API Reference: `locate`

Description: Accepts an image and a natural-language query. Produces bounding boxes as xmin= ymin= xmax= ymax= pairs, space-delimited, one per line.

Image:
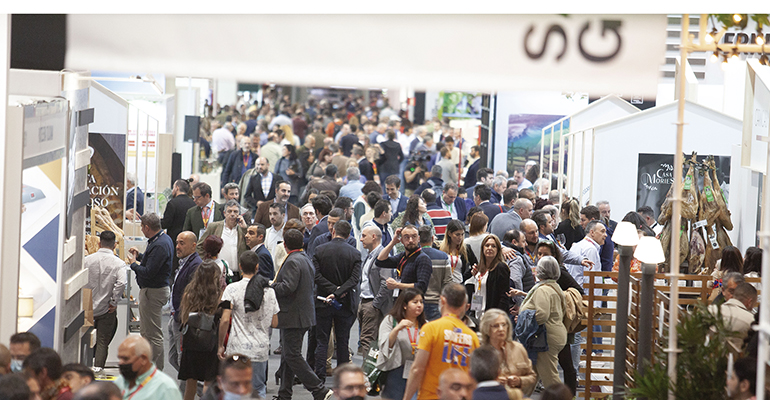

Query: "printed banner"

xmin=636 ymin=153 xmax=731 ymax=218
xmin=87 ymin=132 xmax=126 ymax=235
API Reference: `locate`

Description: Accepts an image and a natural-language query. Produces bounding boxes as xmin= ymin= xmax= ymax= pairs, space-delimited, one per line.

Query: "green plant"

xmin=629 ymin=303 xmax=737 ymax=400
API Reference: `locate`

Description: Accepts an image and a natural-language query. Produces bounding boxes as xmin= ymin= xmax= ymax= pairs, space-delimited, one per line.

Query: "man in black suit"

xmin=244 ymin=157 xmax=277 ymax=216
xmin=474 ymin=184 xmax=504 ymax=223
xmin=312 ymin=220 xmax=361 ymax=381
xmin=161 ymin=179 xmax=196 ymax=269
xmin=469 ymin=345 xmax=509 ymax=400
xmin=222 ymin=136 xmax=258 ymax=191
xmin=351 ymin=147 xmax=374 ymax=182
xmin=272 ymin=230 xmax=332 ymax=400
xmin=463 ymin=145 xmax=481 ymax=189
xmin=182 ymin=182 xmax=224 ymax=239
xmin=375 ymin=130 xmax=403 ymax=191
xmin=243 ymin=223 xmax=275 ymax=280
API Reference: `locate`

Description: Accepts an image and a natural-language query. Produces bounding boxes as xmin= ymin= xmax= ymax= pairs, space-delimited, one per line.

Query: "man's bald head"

xmin=437 ymin=368 xmax=473 ymax=400
xmin=175 ymin=231 xmax=197 ymax=259
xmin=362 ymin=225 xmax=382 ymax=240
xmin=120 ymin=336 xmax=151 ymax=360
xmin=520 ymin=219 xmax=539 ymax=246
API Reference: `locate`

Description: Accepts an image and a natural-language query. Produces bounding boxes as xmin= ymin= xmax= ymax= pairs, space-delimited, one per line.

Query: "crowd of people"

xmin=0 ymin=92 xmax=764 ymax=400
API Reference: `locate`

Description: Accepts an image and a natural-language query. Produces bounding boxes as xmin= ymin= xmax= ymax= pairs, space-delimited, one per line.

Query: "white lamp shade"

xmin=612 ymin=221 xmax=640 ymax=247
xmin=634 ymin=236 xmax=666 ymax=264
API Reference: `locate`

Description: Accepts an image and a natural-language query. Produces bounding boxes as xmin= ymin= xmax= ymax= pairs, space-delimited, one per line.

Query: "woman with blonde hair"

xmin=279 ymin=124 xmax=300 ymax=147
xmin=178 ymin=260 xmax=223 ymax=400
xmin=479 ymin=309 xmax=537 ymax=397
xmin=553 ymin=198 xmax=584 ymax=250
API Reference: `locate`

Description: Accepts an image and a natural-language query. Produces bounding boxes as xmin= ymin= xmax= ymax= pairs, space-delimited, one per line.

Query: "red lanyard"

xmin=524 ymin=246 xmax=537 ymax=263
xmin=243 ymin=153 xmax=251 ymax=167
xmin=406 ymin=326 xmax=418 ymax=354
xmin=476 ymin=270 xmax=487 ymax=292
xmin=201 ymin=205 xmax=212 ymax=227
xmin=122 ymin=367 xmax=157 ymax=400
xmin=449 ymin=254 xmax=459 ymax=272
xmin=397 ymin=248 xmax=422 ymax=278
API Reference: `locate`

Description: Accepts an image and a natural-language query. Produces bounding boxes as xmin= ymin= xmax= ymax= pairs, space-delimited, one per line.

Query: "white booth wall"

xmin=589 ymin=100 xmax=742 ymax=241
xmin=541 ymin=95 xmax=639 ymax=197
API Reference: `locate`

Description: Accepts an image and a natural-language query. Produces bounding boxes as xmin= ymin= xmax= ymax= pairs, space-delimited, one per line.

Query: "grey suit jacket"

xmin=273 ymin=251 xmax=316 ymax=329
xmin=365 ymin=245 xmax=396 ymax=315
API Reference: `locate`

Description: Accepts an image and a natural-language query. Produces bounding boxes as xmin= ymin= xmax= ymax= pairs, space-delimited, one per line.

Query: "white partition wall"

xmin=589 ymin=100 xmax=741 ymax=221
xmin=542 ymin=95 xmax=640 ymax=202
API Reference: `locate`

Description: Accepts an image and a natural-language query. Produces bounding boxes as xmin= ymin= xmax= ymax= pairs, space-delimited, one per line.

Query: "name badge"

xmin=470 ymin=292 xmax=484 ymax=312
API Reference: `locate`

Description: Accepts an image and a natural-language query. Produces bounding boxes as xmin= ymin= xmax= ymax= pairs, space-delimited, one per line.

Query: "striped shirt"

xmin=426 ymin=205 xmax=452 ymax=241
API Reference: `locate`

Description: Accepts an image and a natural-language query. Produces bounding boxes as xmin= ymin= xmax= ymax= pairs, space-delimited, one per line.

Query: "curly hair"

xmin=180 ymin=260 xmax=222 ymax=325
xmin=402 ymin=194 xmax=423 ymax=226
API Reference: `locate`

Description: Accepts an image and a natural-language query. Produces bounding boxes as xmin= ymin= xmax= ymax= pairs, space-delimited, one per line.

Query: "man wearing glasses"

xmin=183 ymin=182 xmax=224 ymax=241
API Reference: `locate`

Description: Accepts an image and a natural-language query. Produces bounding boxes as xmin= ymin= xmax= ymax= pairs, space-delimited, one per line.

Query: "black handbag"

xmin=181 ymin=312 xmax=217 ymax=352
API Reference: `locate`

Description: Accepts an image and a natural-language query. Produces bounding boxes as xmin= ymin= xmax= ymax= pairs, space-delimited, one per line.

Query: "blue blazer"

xmin=254 ymin=244 xmax=275 ymax=280
xmin=391 ymin=195 xmax=408 ymax=223
xmin=479 ymin=201 xmax=504 ymax=224
xmin=435 ymin=196 xmax=467 ymax=223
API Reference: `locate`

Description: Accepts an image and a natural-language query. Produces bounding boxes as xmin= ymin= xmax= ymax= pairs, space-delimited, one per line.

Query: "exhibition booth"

xmin=2 ymin=12 xmax=770 ymax=397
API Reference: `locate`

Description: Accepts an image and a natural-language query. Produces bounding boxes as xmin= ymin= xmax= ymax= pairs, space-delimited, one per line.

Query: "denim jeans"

xmin=252 ymin=361 xmax=267 ymax=398
xmin=424 ymin=302 xmax=441 ymax=321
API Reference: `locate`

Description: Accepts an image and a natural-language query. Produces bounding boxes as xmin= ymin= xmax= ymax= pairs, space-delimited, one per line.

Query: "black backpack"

xmin=181 ymin=312 xmax=217 ymax=352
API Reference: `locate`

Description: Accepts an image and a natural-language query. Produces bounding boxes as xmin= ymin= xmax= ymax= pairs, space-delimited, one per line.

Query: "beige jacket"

xmin=500 ymin=340 xmax=538 ymax=396
xmin=709 ymin=298 xmax=754 ymax=353
xmin=520 ymin=280 xmax=567 ymax=353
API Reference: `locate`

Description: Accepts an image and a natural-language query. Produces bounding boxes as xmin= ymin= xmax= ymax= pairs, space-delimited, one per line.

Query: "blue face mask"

xmin=222 ymin=391 xmax=250 ymax=400
xmin=11 ymin=359 xmax=23 ymax=373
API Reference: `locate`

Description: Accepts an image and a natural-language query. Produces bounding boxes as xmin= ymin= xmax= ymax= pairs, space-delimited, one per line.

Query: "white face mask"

xmin=11 ymin=359 xmax=23 ymax=373
xmin=222 ymin=391 xmax=251 ymax=400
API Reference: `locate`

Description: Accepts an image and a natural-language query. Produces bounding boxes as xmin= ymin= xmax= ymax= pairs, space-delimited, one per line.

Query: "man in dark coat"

xmin=375 ymin=130 xmax=403 ymax=190
xmin=167 ymin=231 xmax=202 ymax=373
xmin=161 ymin=179 xmax=196 ymax=270
xmin=271 ymin=230 xmax=332 ymax=400
xmin=222 ymin=136 xmax=258 ymax=190
xmin=312 ymin=220 xmax=361 ymax=380
xmin=244 ymin=157 xmax=277 ymax=216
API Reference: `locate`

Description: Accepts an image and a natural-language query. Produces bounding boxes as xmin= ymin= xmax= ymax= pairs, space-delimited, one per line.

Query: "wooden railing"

xmin=580 ymin=272 xmax=761 ymax=399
